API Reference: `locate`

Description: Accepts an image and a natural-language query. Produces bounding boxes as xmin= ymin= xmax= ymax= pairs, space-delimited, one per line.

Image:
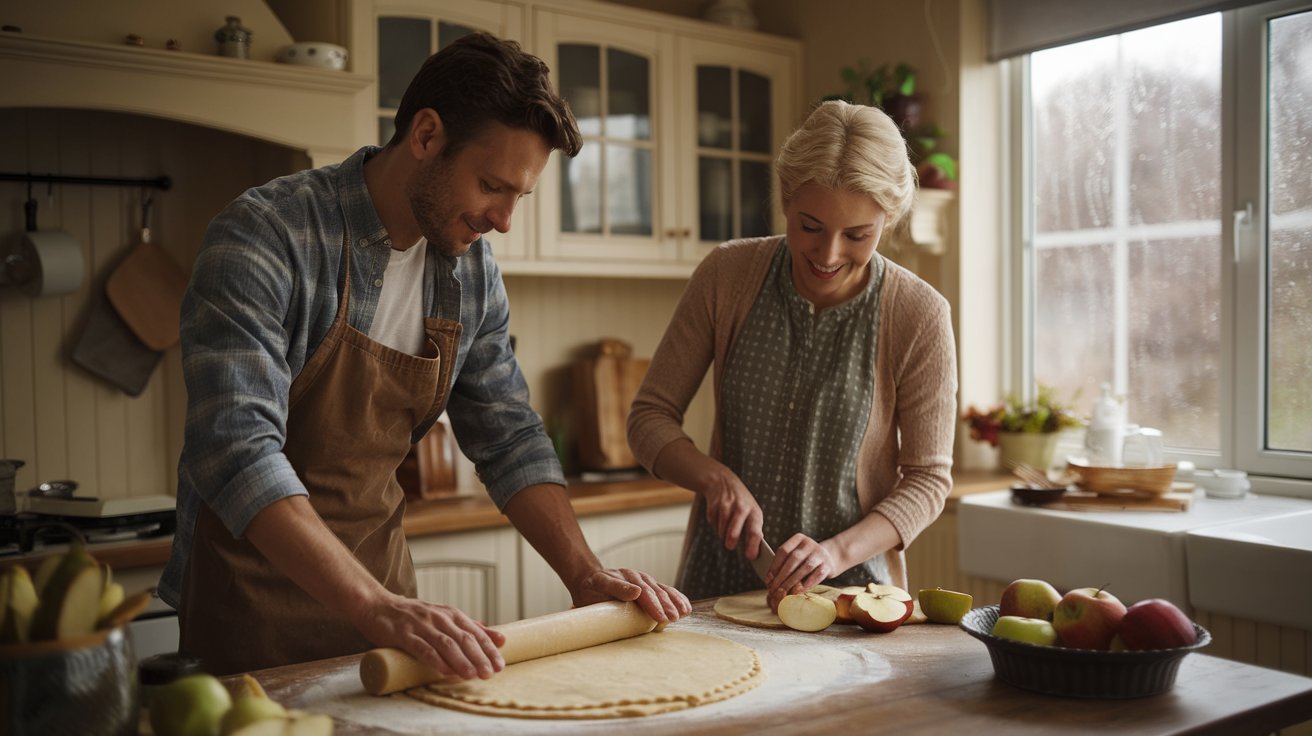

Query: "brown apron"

xmin=179 ymin=238 xmax=462 ymax=675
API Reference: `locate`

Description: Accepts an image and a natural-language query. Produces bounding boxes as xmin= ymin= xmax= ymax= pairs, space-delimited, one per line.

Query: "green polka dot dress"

xmin=677 ymin=240 xmax=890 ymax=600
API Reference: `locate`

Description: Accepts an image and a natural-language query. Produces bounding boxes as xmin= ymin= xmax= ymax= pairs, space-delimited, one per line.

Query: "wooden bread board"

xmin=1045 ymin=491 xmax=1193 ymax=512
xmin=574 ymin=339 xmax=649 ymax=470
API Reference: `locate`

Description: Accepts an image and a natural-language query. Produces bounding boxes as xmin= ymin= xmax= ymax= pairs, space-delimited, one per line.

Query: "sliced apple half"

xmin=777 ymin=592 xmax=837 ymax=632
xmin=833 ymin=586 xmax=867 ymax=625
xmin=851 ymin=586 xmax=915 ymax=633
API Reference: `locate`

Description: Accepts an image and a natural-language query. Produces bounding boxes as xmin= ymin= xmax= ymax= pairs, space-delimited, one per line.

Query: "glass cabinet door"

xmin=677 ymin=37 xmax=795 ymax=263
xmin=695 ymin=66 xmax=774 ymax=243
xmin=535 ymin=12 xmax=678 ymax=266
xmin=557 ymin=44 xmax=654 ymax=238
xmin=376 ymin=17 xmax=478 ymax=146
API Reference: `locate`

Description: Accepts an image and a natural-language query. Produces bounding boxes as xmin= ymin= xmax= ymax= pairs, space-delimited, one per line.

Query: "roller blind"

xmin=988 ymin=0 xmax=1254 ymax=59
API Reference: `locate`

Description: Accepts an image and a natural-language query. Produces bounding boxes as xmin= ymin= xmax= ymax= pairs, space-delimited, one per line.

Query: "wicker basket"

xmin=1066 ymin=459 xmax=1178 ymax=496
xmin=961 ymin=605 xmax=1210 ymax=699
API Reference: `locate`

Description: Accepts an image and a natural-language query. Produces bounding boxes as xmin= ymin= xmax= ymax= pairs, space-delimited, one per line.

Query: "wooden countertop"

xmin=12 ymin=469 xmax=1013 ymax=572
xmin=235 ymin=599 xmax=1312 ymax=735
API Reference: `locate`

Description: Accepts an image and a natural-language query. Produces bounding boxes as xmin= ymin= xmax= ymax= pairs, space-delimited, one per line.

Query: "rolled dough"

xmin=407 ymin=630 xmax=761 ymax=719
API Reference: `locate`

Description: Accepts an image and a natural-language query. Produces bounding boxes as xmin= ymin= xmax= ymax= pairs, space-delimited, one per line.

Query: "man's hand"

xmin=348 ymin=590 xmax=507 ymax=680
xmin=569 ymin=567 xmax=692 ymax=624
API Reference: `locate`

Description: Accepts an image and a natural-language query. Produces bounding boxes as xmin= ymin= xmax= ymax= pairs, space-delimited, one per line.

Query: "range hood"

xmin=0 ymin=25 xmax=370 ymax=165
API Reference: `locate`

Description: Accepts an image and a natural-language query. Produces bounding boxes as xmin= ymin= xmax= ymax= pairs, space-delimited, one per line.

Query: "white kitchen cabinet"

xmin=519 ymin=502 xmax=691 ymax=618
xmin=408 ymin=526 xmax=521 ymax=625
xmin=340 ymin=0 xmax=800 ymax=277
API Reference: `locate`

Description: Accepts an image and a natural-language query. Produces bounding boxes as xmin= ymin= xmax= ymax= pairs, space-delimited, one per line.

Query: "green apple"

xmin=917 ymin=587 xmax=973 ymax=624
xmin=999 ymin=578 xmax=1062 ymax=621
xmin=220 ymin=696 xmax=287 ymax=736
xmin=991 ymin=615 xmax=1058 ymax=646
xmin=150 ymin=673 xmax=233 ymax=736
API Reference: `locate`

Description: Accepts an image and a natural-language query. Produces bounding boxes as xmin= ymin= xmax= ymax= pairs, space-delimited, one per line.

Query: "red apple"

xmin=1052 ymin=587 xmax=1127 ymax=650
xmin=1118 ymin=599 xmax=1197 ymax=651
xmin=850 ymin=586 xmax=914 ymax=633
xmin=999 ymin=578 xmax=1062 ymax=621
xmin=833 ymin=586 xmax=866 ymax=625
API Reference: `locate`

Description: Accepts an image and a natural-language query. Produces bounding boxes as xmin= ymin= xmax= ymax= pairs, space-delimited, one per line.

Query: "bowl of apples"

xmin=959 ymin=580 xmax=1211 ymax=699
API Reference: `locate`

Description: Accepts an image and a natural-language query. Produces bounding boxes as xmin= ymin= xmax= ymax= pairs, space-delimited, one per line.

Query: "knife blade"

xmin=748 ymin=537 xmax=775 ymax=583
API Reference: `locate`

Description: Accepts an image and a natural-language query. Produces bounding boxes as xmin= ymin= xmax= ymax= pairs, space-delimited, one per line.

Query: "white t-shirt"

xmin=368 ymin=239 xmax=428 ymax=356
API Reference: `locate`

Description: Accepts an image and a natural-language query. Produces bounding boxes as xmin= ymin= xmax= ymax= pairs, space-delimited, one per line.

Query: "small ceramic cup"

xmin=1195 ymin=468 xmax=1250 ymax=499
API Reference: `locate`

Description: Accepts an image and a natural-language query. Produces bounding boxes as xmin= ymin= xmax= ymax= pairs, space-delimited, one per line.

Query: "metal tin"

xmin=215 ymin=16 xmax=252 ymax=59
xmin=0 ymin=627 xmax=139 ymax=735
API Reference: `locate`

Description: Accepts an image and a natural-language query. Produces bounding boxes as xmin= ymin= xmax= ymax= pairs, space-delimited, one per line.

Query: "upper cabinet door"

xmin=366 ymin=1 xmax=531 ymax=260
xmin=534 ymin=10 xmax=679 ymax=267
xmin=675 ymin=36 xmax=796 ymax=264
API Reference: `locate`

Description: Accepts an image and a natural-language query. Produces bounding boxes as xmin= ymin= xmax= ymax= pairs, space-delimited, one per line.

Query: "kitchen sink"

xmin=1185 ymin=509 xmax=1312 ymax=630
xmin=958 ymin=490 xmax=1312 ymax=613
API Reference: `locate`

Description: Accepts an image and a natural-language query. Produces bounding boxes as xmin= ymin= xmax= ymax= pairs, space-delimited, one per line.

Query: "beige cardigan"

xmin=627 ymin=236 xmax=958 ymax=591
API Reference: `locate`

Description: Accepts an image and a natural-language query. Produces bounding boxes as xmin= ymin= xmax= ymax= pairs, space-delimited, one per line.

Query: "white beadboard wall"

xmin=0 ymin=107 xmax=713 ymax=502
xmin=0 ymin=108 xmax=307 ymax=502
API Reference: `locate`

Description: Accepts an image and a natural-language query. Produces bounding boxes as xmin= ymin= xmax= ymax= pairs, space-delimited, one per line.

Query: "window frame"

xmin=1006 ymin=0 xmax=1312 ymax=490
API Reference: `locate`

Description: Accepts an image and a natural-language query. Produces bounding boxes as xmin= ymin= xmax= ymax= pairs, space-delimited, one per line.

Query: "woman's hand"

xmin=568 ymin=567 xmax=692 ymax=624
xmin=350 ymin=591 xmax=507 ymax=681
xmin=765 ymin=533 xmax=839 ymax=611
xmin=702 ymin=471 xmax=767 ymax=559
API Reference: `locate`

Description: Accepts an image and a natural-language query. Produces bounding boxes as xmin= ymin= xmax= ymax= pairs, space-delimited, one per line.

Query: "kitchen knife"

xmin=749 ymin=537 xmax=775 ymax=583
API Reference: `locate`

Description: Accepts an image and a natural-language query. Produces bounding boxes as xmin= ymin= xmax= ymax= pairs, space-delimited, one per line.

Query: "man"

xmin=160 ymin=32 xmax=689 ymax=678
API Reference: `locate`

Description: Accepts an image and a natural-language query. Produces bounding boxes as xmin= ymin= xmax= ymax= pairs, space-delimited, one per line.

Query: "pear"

xmin=0 ymin=565 xmax=40 ymax=643
xmin=219 ymin=696 xmax=286 ymax=736
xmin=284 ymin=711 xmax=334 ymax=736
xmin=98 ymin=582 xmax=126 ymax=621
xmin=30 ymin=545 xmax=103 ymax=641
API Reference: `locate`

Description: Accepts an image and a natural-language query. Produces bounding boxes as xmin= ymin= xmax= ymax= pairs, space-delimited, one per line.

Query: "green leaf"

xmin=924 ymin=152 xmax=958 ymax=180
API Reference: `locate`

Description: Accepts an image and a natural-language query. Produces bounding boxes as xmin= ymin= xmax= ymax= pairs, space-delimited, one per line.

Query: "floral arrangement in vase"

xmin=963 ymin=385 xmax=1083 ymax=470
xmin=963 ymin=385 xmax=1083 ymax=446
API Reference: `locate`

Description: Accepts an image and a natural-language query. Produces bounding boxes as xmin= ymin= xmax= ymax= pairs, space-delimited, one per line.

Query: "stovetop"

xmin=0 ymin=508 xmax=175 ymax=556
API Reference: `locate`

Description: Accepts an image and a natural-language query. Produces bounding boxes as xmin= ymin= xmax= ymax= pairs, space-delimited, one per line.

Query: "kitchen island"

xmin=235 ymin=599 xmax=1312 ymax=736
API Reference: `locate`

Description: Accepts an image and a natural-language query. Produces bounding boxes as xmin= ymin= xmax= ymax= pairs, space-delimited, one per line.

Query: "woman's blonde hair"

xmin=775 ymin=100 xmax=916 ymax=228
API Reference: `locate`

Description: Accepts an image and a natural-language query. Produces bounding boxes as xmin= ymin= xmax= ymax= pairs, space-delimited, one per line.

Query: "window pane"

xmin=697 ymin=66 xmax=733 ymax=149
xmin=1266 ymin=9 xmax=1312 ymax=452
xmin=1128 ymin=237 xmax=1221 ymax=451
xmin=738 ymin=70 xmax=772 ymax=154
xmin=378 ymin=17 xmax=431 ymax=109
xmin=1033 ymin=243 xmax=1115 ymax=408
xmin=739 ymin=160 xmax=772 ymax=237
xmin=561 ymin=145 xmax=601 ymax=234
xmin=699 ymin=156 xmax=732 ymax=242
xmin=607 ymin=49 xmax=651 ymax=140
xmin=559 ymin=44 xmax=601 ymax=137
xmin=606 ymin=144 xmax=653 ymax=236
xmin=1030 ymin=15 xmax=1221 ymax=452
xmin=1125 ymin=22 xmax=1221 ymax=226
xmin=1031 ymin=38 xmax=1116 ymax=232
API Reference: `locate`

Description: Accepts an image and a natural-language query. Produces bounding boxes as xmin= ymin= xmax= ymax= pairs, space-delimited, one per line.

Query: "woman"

xmin=627 ymin=100 xmax=957 ymax=608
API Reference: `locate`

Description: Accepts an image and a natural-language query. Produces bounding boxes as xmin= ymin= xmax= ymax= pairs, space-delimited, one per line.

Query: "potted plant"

xmin=825 ymin=61 xmax=958 ymax=190
xmin=962 ymin=385 xmax=1083 ymax=471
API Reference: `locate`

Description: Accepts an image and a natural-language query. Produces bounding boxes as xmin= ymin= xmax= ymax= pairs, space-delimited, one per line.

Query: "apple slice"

xmin=832 ymin=586 xmax=866 ymax=625
xmin=850 ymin=587 xmax=914 ymax=633
xmin=777 ymin=592 xmax=838 ymax=632
xmin=918 ymin=587 xmax=973 ymax=624
xmin=866 ymin=584 xmax=915 ymax=617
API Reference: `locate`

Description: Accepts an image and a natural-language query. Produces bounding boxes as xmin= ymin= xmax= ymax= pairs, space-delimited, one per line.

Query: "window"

xmin=1016 ymin=1 xmax=1312 ymax=479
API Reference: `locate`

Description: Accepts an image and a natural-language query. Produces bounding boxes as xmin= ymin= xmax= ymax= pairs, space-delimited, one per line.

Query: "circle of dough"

xmin=406 ymin=630 xmax=762 ymax=719
xmin=713 ymin=585 xmax=838 ymax=629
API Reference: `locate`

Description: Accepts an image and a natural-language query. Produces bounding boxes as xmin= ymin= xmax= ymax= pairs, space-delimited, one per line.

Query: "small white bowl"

xmin=275 ymin=42 xmax=348 ymax=71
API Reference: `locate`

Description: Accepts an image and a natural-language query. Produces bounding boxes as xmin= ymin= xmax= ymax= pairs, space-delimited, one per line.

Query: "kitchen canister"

xmin=214 ymin=16 xmax=252 ymax=59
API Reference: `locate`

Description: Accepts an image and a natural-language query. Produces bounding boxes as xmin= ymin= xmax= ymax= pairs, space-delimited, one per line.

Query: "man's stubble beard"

xmin=408 ymin=154 xmax=472 ymax=258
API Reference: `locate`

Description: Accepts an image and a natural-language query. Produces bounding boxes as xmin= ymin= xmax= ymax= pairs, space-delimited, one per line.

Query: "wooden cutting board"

xmin=106 ymin=238 xmax=188 ymax=351
xmin=1044 ymin=490 xmax=1193 ymax=512
xmin=574 ymin=338 xmax=649 ymax=470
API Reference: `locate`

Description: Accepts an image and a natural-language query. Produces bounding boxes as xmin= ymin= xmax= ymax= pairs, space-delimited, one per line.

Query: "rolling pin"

xmin=359 ymin=600 xmax=661 ymax=695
